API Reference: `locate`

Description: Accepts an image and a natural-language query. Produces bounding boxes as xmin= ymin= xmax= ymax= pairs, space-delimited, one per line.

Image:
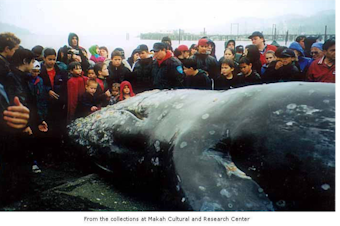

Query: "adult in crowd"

xmin=307 ymin=38 xmax=335 ymax=83
xmin=310 ymin=42 xmax=324 ymax=60
xmin=151 ymin=42 xmax=184 ymax=89
xmin=67 ymin=32 xmax=90 ymax=71
xmin=248 ymin=31 xmax=277 ymax=66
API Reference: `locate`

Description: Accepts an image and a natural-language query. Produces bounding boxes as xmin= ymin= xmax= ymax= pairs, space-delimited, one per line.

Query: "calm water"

xmin=19 ymin=34 xmax=291 ymax=60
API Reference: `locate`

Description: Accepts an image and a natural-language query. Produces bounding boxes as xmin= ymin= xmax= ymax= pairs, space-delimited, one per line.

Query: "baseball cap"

xmin=33 ymin=60 xmax=41 ymax=70
xmin=248 ymin=31 xmax=264 ymax=39
xmin=198 ymin=38 xmax=209 ymax=46
xmin=278 ymin=49 xmax=296 ymax=58
xmin=177 ymin=45 xmax=189 ymax=52
xmin=151 ymin=42 xmax=167 ymax=52
xmin=136 ymin=44 xmax=149 ymax=52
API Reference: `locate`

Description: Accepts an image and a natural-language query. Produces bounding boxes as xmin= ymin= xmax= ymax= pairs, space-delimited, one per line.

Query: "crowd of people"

xmin=0 ymin=31 xmax=335 ymax=204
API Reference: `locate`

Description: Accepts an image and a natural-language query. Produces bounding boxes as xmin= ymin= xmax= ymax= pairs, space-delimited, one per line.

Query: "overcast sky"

xmin=0 ymin=0 xmax=336 ymax=36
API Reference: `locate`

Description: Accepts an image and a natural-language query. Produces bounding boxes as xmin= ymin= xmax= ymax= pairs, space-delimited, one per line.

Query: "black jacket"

xmin=235 ymin=70 xmax=262 ymax=88
xmin=131 ymin=57 xmax=154 ymax=93
xmin=191 ymin=53 xmax=219 ymax=80
xmin=107 ymin=62 xmax=132 ymax=87
xmin=151 ymin=56 xmax=184 ymax=89
xmin=214 ymin=74 xmax=238 ymax=90
xmin=0 ymin=54 xmax=11 ymax=85
xmin=5 ymin=67 xmax=38 ymax=128
xmin=185 ymin=69 xmax=211 ymax=90
xmin=75 ymin=92 xmax=98 ymax=118
xmin=262 ymin=61 xmax=300 ymax=83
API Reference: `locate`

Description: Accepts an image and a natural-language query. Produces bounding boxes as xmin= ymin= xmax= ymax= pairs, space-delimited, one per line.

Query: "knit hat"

xmin=311 ymin=42 xmax=323 ymax=51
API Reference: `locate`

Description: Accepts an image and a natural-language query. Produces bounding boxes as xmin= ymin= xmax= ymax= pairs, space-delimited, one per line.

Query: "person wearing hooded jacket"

xmin=67 ymin=32 xmax=90 ymax=71
xmin=151 ymin=42 xmax=184 ymax=89
xmin=89 ymin=45 xmax=105 ymax=63
xmin=289 ymin=41 xmax=313 ymax=80
xmin=191 ymin=38 xmax=220 ymax=81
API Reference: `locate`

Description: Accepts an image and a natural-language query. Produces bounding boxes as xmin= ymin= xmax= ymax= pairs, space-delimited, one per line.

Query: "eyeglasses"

xmin=310 ymin=51 xmax=319 ymax=55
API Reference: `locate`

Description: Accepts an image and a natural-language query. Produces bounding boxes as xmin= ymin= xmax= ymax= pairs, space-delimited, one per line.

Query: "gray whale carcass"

xmin=68 ymin=82 xmax=335 ymax=211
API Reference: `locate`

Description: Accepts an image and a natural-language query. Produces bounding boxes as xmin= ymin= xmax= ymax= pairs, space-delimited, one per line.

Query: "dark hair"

xmin=111 ymin=50 xmax=122 ymax=59
xmin=239 ymin=57 xmax=251 ymax=66
xmin=161 ymin=36 xmax=172 ymax=45
xmin=11 ymin=48 xmax=35 ymax=67
xmin=43 ymin=48 xmax=56 ymax=58
xmin=323 ymin=38 xmax=335 ymax=51
xmin=245 ymin=45 xmax=260 ymax=62
xmin=295 ymin=35 xmax=306 ymax=42
xmin=99 ymin=46 xmax=109 ymax=58
xmin=182 ymin=58 xmax=198 ymax=70
xmin=32 ymin=45 xmax=44 ymax=57
xmin=0 ymin=32 xmax=21 ymax=52
xmin=68 ymin=61 xmax=81 ymax=71
xmin=224 ymin=47 xmax=235 ymax=56
xmin=225 ymin=40 xmax=236 ymax=49
xmin=220 ymin=58 xmax=235 ymax=68
xmin=173 ymin=48 xmax=181 ymax=58
xmin=94 ymin=62 xmax=105 ymax=75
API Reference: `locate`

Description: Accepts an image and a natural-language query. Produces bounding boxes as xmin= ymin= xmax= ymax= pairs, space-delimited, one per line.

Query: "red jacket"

xmin=67 ymin=75 xmax=88 ymax=121
xmin=307 ymin=57 xmax=335 ymax=83
xmin=260 ymin=45 xmax=277 ymax=66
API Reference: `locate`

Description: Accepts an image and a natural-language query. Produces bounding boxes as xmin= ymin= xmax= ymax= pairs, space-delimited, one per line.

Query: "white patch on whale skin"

xmin=154 ymin=140 xmax=161 ymax=152
xmin=175 ymin=103 xmax=184 ymax=109
xmin=199 ymin=186 xmax=206 ymax=192
xmin=286 ymin=121 xmax=295 ymax=126
xmin=180 ymin=142 xmax=187 ymax=149
xmin=209 ymin=130 xmax=216 ymax=135
xmin=321 ymin=184 xmax=331 ymax=190
xmin=151 ymin=157 xmax=160 ymax=166
xmin=202 ymin=114 xmax=210 ymax=120
xmin=220 ymin=189 xmax=232 ymax=198
xmin=276 ymin=200 xmax=286 ymax=207
xmin=287 ymin=104 xmax=297 ymax=110
xmin=323 ymin=99 xmax=330 ymax=104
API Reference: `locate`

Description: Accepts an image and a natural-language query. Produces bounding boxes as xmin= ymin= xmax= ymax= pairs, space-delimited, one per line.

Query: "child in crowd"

xmin=86 ymin=65 xmax=96 ymax=79
xmin=215 ymin=59 xmax=237 ymax=90
xmin=131 ymin=44 xmax=153 ymax=94
xmin=218 ymin=48 xmax=240 ymax=76
xmin=75 ymin=79 xmax=99 ymax=118
xmin=261 ymin=50 xmax=276 ymax=75
xmin=89 ymin=45 xmax=105 ymax=63
xmin=108 ymin=50 xmax=132 ymax=87
xmin=127 ymin=49 xmax=139 ymax=70
xmin=175 ymin=45 xmax=190 ymax=64
xmin=189 ymin=44 xmax=197 ymax=57
xmin=119 ymin=81 xmax=135 ymax=101
xmin=182 ymin=58 xmax=211 ymax=90
xmin=29 ymin=61 xmax=48 ymax=132
xmin=67 ymin=61 xmax=88 ymax=122
xmin=235 ymin=57 xmax=262 ymax=88
xmin=109 ymin=83 xmax=120 ymax=105
xmin=262 ymin=49 xmax=300 ymax=83
xmin=94 ymin=62 xmax=111 ymax=107
xmin=114 ymin=47 xmax=132 ymax=71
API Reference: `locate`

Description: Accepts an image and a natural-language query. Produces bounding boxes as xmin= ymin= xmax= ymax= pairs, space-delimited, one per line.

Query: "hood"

xmin=289 ymin=42 xmax=305 ymax=57
xmin=225 ymin=40 xmax=236 ymax=49
xmin=68 ymin=33 xmax=79 ymax=48
xmin=119 ymin=81 xmax=135 ymax=101
xmin=157 ymin=50 xmax=172 ymax=66
xmin=89 ymin=45 xmax=98 ymax=56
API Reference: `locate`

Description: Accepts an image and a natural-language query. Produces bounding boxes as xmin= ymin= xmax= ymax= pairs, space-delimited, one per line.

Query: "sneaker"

xmin=32 ymin=164 xmax=42 ymax=173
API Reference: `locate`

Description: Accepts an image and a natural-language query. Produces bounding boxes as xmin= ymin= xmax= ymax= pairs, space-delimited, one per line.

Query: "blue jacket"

xmin=28 ymin=75 xmax=48 ymax=123
xmin=289 ymin=42 xmax=313 ymax=73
